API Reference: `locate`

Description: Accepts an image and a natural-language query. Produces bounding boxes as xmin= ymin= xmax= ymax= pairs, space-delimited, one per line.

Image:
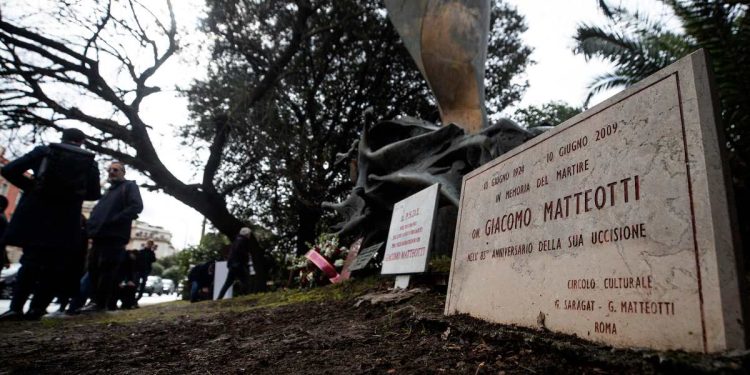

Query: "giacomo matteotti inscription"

xmin=445 ymin=50 xmax=745 ymax=353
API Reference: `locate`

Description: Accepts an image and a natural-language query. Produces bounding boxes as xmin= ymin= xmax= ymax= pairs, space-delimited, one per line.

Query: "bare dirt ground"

xmin=0 ymin=279 xmax=747 ymax=374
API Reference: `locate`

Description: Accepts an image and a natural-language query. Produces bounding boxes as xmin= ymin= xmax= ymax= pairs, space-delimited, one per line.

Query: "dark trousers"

xmin=67 ymin=272 xmax=92 ymax=312
xmin=117 ymin=284 xmax=137 ymax=309
xmin=190 ymin=281 xmax=201 ymax=302
xmin=191 ymin=281 xmax=212 ymax=302
xmin=217 ymin=263 xmax=250 ymax=299
xmin=89 ymin=240 xmax=125 ymax=310
xmin=57 ymin=248 xmax=86 ymax=311
xmin=136 ymin=268 xmax=151 ymax=300
xmin=10 ymin=246 xmax=66 ymax=314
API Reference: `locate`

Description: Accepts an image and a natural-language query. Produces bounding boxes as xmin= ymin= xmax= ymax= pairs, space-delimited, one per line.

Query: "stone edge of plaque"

xmin=444 ymin=49 xmax=745 ymax=353
xmin=381 ymin=183 xmax=441 ymax=275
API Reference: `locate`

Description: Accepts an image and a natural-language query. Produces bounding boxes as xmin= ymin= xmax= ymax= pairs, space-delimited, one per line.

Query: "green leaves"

xmin=186 ymin=0 xmax=533 ymax=255
xmin=574 ymin=0 xmax=750 ymax=253
xmin=512 ymin=101 xmax=582 ymax=128
xmin=574 ymin=2 xmax=695 ymax=105
xmin=574 ymin=0 xmax=749 ymax=155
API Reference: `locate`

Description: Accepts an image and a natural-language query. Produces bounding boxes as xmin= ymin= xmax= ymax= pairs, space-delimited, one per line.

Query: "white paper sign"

xmin=382 ymin=183 xmax=440 ymax=274
xmin=213 ymin=260 xmax=232 ymax=300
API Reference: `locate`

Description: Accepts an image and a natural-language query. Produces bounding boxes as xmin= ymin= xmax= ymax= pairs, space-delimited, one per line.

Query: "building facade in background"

xmin=129 ymin=220 xmax=177 ymax=258
xmin=83 ymin=201 xmax=178 ymax=259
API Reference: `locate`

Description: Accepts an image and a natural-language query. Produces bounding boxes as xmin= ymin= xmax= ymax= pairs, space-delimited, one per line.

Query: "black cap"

xmin=61 ymin=128 xmax=87 ymax=143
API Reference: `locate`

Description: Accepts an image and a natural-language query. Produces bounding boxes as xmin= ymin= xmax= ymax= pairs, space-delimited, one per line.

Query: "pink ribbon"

xmin=306 ymin=250 xmax=341 ymax=283
xmin=340 ymin=237 xmax=363 ymax=281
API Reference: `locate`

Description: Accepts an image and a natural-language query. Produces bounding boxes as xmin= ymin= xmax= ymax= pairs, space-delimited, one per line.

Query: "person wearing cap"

xmin=84 ymin=161 xmax=143 ymax=311
xmin=217 ymin=227 xmax=254 ymax=299
xmin=0 ymin=128 xmax=101 ymax=321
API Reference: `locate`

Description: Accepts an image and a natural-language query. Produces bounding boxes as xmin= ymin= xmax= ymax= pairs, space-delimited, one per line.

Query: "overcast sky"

xmin=4 ymin=0 xmax=675 ymax=249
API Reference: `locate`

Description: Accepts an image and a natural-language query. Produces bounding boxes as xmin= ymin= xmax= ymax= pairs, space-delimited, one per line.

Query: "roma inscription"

xmin=445 ymin=51 xmax=744 ymax=353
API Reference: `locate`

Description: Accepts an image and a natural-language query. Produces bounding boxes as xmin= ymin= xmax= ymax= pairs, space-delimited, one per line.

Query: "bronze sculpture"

xmin=326 ymin=0 xmax=546 ymax=256
xmin=385 ymin=0 xmax=490 ymax=133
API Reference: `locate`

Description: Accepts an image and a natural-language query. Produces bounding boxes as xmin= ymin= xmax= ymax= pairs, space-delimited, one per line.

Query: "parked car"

xmin=0 ymin=263 xmax=21 ymax=299
xmin=161 ymin=279 xmax=175 ymax=295
xmin=144 ymin=276 xmax=163 ymax=296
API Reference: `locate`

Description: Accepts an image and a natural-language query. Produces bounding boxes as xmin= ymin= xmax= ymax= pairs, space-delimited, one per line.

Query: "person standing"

xmin=85 ymin=161 xmax=143 ymax=311
xmin=217 ymin=227 xmax=253 ymax=299
xmin=188 ymin=261 xmax=215 ymax=302
xmin=0 ymin=195 xmax=9 ymax=269
xmin=135 ymin=240 xmax=156 ymax=302
xmin=0 ymin=129 xmax=100 ymax=321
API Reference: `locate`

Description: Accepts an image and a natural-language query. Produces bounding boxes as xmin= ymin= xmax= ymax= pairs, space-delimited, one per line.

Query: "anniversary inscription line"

xmin=447 ymin=72 xmax=706 ymax=349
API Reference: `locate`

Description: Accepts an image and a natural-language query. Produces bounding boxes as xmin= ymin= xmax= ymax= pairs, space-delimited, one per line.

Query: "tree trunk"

xmin=296 ymin=202 xmax=321 ymax=256
xmin=156 ymin=178 xmax=269 ymax=292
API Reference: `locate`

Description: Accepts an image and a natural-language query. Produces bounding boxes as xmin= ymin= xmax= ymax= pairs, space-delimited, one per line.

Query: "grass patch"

xmin=69 ymin=277 xmax=382 ymax=326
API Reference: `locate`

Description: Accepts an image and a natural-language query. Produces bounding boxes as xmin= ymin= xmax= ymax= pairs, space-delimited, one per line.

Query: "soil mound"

xmin=0 ymin=281 xmax=747 ymax=374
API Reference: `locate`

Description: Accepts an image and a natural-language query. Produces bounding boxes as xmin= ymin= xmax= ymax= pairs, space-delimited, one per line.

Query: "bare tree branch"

xmin=83 ymin=0 xmax=113 ymax=59
xmin=198 ymin=0 xmax=315 ymax=190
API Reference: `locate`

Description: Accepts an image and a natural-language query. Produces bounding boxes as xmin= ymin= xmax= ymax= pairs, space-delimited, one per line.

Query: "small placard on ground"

xmin=341 ymin=237 xmax=364 ymax=280
xmin=213 ymin=261 xmax=231 ymax=300
xmin=349 ymin=242 xmax=383 ymax=272
xmin=445 ymin=50 xmax=744 ymax=353
xmin=382 ymin=183 xmax=440 ymax=275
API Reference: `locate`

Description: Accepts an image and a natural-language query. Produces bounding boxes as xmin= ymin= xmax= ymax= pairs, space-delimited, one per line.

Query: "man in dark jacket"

xmin=188 ymin=261 xmax=215 ymax=302
xmin=0 ymin=128 xmax=100 ymax=321
xmin=85 ymin=161 xmax=143 ymax=311
xmin=217 ymin=227 xmax=253 ymax=299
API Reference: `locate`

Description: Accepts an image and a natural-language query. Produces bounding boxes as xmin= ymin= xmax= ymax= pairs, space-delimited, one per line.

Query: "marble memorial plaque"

xmin=445 ymin=50 xmax=744 ymax=353
xmin=382 ymin=183 xmax=440 ymax=275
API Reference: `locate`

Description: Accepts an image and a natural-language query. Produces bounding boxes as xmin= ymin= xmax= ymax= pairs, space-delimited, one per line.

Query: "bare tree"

xmin=0 ymin=0 xmax=317 ymax=289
